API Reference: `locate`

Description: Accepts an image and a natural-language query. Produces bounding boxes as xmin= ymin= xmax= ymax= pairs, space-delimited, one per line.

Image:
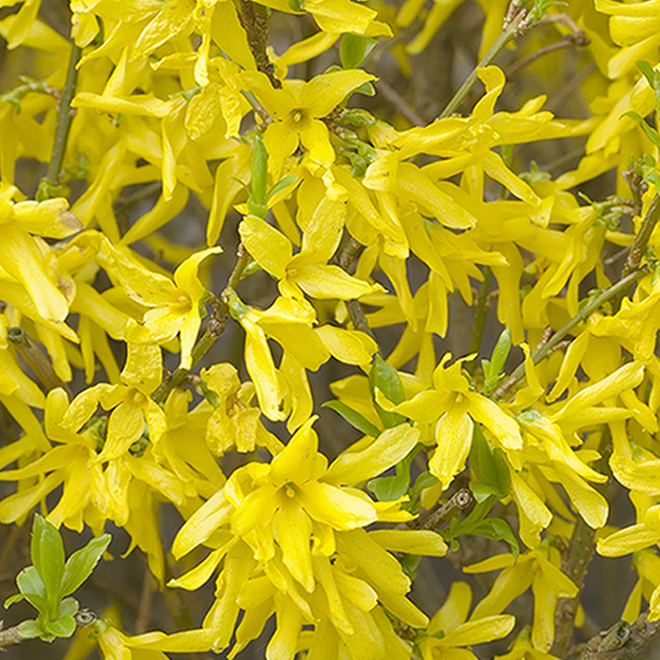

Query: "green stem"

xmin=151 ymin=247 xmax=252 ymax=404
xmin=621 ymin=194 xmax=660 ymax=281
xmin=45 ymin=43 xmax=82 ymax=185
xmin=438 ymin=8 xmax=528 ymax=119
xmin=466 ymin=267 xmax=491 ymax=375
xmin=495 ymin=268 xmax=648 ymax=399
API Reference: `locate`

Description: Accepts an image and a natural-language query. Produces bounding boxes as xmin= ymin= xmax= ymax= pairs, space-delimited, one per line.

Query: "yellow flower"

xmin=464 ymin=548 xmax=578 ymax=652
xmin=172 ymin=418 xmax=420 ymax=584
xmin=226 ymin=291 xmax=377 ymax=422
xmin=199 ymin=362 xmax=276 ymax=455
xmin=242 ymin=69 xmax=375 ymax=176
xmin=94 ymin=235 xmax=221 ymax=370
xmin=0 ymin=186 xmax=82 ymax=322
xmin=383 ymin=353 xmax=523 ymax=490
xmin=165 ymin=419 xmax=444 ymax=655
xmin=418 ymin=581 xmax=516 ymax=660
xmin=239 ymin=208 xmax=382 ymax=303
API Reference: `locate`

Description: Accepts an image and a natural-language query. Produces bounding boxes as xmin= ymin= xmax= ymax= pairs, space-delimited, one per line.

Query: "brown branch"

xmin=151 ymin=245 xmax=251 ymax=404
xmin=577 ymin=611 xmax=660 ymax=660
xmin=494 ymin=268 xmax=648 ymax=400
xmin=332 ymin=237 xmax=380 ymax=346
xmin=413 ymin=488 xmax=474 ymax=531
xmin=0 ymin=622 xmax=23 ymax=648
xmin=236 ymin=0 xmax=280 ymax=89
xmin=621 ymin=194 xmax=660 ymax=281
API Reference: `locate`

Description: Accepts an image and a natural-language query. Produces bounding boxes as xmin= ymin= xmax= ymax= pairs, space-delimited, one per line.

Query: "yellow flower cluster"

xmin=2 ymin=0 xmax=660 ymax=658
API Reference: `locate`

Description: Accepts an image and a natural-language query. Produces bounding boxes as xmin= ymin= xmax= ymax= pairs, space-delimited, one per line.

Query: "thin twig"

xmin=621 ymin=194 xmax=660 ymax=281
xmin=374 ymin=80 xmax=425 ymax=127
xmin=466 ymin=267 xmax=491 ymax=376
xmin=332 ymin=238 xmax=379 ymax=345
xmin=45 ymin=43 xmax=82 ymax=186
xmin=7 ymin=327 xmax=67 ymax=394
xmin=505 ymin=37 xmax=582 ymax=78
xmin=552 ymin=442 xmax=611 ymax=657
xmin=0 ymin=622 xmax=23 ymax=648
xmin=413 ymin=488 xmax=474 ymax=531
xmin=135 ymin=564 xmax=154 ymax=634
xmin=495 ymin=268 xmax=649 ymax=399
xmin=151 ymin=246 xmax=252 ymax=404
xmin=438 ymin=5 xmax=531 ymax=119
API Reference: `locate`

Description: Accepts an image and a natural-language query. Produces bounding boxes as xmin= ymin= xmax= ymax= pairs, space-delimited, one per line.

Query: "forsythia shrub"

xmin=1 ymin=0 xmax=660 ymax=658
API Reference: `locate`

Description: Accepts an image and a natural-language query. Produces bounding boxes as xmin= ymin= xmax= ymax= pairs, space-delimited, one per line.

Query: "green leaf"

xmin=18 ymin=619 xmax=44 ymax=640
xmin=31 ymin=514 xmax=65 ymax=603
xmin=15 ymin=566 xmax=50 ymax=615
xmin=367 ymin=472 xmax=409 ymax=501
xmin=266 ymin=175 xmax=299 ymax=203
xmin=369 ymin=355 xmax=406 ymax=429
xmin=470 ymin=519 xmax=520 ymax=562
xmin=353 ymin=81 xmax=375 ymax=97
xmin=322 ymin=400 xmax=381 ymax=437
xmin=45 ymin=614 xmax=77 ymax=638
xmin=59 ymin=597 xmax=79 ymax=618
xmin=4 ymin=592 xmax=28 ymax=608
xmin=623 ymin=111 xmax=660 ymax=151
xmin=246 ymin=132 xmax=268 ymax=216
xmin=635 ymin=60 xmax=660 ymax=111
xmin=61 ymin=534 xmax=111 ymax=598
xmin=340 ymin=33 xmax=377 ymax=70
xmin=410 ymin=472 xmax=438 ymax=502
xmin=470 ymin=481 xmax=497 ymax=503
xmin=469 ymin=425 xmax=510 ymax=499
xmin=443 ymin=494 xmax=495 ymax=542
xmin=482 ymin=328 xmax=511 ymax=394
xmin=367 ymin=444 xmax=421 ymax=502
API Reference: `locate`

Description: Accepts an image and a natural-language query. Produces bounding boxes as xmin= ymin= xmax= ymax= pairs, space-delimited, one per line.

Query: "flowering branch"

xmin=438 ymin=3 xmax=531 ymax=119
xmin=40 ymin=42 xmax=82 ymax=196
xmin=495 ymin=268 xmax=648 ymax=399
xmin=151 ymin=246 xmax=252 ymax=404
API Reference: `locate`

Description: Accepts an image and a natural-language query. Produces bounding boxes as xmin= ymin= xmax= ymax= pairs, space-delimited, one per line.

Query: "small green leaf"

xmin=470 ymin=519 xmax=520 ymax=562
xmin=18 ymin=619 xmax=44 ymax=640
xmin=367 ymin=444 xmax=420 ymax=502
xmin=339 ymin=33 xmax=377 ymax=70
xmin=45 ymin=615 xmax=77 ymax=638
xmin=470 ymin=481 xmax=497 ymax=503
xmin=322 ymin=400 xmax=381 ymax=437
xmin=635 ymin=60 xmax=660 ymax=111
xmin=15 ymin=566 xmax=49 ymax=615
xmin=31 ymin=515 xmax=65 ymax=602
xmin=353 ymin=81 xmax=375 ymax=97
xmin=61 ymin=534 xmax=111 ymax=598
xmin=266 ymin=175 xmax=298 ymax=203
xmin=59 ymin=597 xmax=79 ymax=618
xmin=482 ymin=328 xmax=511 ymax=394
xmin=410 ymin=472 xmax=438 ymax=502
xmin=623 ymin=111 xmax=660 ymax=151
xmin=4 ymin=593 xmax=28 ymax=608
xmin=369 ymin=355 xmax=406 ymax=429
xmin=367 ymin=472 xmax=409 ymax=501
xmin=469 ymin=425 xmax=510 ymax=499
